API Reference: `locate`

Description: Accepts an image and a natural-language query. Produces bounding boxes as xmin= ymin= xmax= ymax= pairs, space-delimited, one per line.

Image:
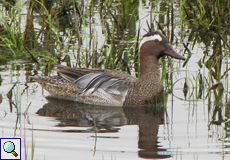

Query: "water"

xmin=0 ymin=0 xmax=230 ymax=160
xmin=0 ymin=62 xmax=229 ymax=159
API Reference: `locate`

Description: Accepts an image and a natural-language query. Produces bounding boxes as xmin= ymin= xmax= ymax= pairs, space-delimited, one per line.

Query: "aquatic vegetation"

xmin=183 ymin=0 xmax=230 ymax=82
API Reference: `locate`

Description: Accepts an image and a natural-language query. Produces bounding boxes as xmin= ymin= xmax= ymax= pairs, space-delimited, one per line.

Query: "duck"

xmin=33 ymin=31 xmax=186 ymax=106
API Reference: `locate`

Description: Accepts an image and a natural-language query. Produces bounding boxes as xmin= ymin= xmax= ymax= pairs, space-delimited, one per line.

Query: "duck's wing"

xmin=54 ymin=64 xmax=137 ymax=105
xmin=54 ymin=64 xmax=104 ymax=82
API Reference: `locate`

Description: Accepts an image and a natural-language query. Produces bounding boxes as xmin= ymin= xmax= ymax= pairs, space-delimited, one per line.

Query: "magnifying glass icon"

xmin=3 ymin=141 xmax=18 ymax=157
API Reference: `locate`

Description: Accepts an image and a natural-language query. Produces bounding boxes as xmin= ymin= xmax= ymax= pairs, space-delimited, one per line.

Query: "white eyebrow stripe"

xmin=139 ymin=34 xmax=162 ymax=49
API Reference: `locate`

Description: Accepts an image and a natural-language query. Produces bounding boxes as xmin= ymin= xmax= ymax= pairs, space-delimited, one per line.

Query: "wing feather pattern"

xmin=53 ymin=64 xmax=137 ymax=105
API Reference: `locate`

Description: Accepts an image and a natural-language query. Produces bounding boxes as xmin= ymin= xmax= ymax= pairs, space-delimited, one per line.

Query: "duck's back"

xmin=33 ymin=65 xmax=137 ymax=106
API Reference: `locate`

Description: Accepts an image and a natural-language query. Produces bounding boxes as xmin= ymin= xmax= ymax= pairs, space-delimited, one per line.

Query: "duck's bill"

xmin=163 ymin=44 xmax=186 ymax=60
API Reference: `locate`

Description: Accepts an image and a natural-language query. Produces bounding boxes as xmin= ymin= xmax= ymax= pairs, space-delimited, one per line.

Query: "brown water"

xmin=0 ymin=0 xmax=230 ymax=160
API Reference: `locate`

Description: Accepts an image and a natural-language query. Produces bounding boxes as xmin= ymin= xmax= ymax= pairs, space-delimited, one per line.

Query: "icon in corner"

xmin=3 ymin=141 xmax=18 ymax=157
xmin=0 ymin=138 xmax=21 ymax=160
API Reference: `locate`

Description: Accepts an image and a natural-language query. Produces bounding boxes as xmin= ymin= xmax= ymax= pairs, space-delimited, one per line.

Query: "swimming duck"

xmin=33 ymin=31 xmax=186 ymax=106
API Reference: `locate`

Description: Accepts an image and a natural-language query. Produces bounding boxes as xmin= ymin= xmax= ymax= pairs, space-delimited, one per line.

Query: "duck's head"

xmin=139 ymin=31 xmax=186 ymax=60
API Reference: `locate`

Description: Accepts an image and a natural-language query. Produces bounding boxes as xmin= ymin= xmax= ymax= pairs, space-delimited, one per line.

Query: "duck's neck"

xmin=140 ymin=52 xmax=159 ymax=76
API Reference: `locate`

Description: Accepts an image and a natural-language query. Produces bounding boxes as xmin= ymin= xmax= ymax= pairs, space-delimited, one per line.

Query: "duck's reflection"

xmin=36 ymin=97 xmax=170 ymax=159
